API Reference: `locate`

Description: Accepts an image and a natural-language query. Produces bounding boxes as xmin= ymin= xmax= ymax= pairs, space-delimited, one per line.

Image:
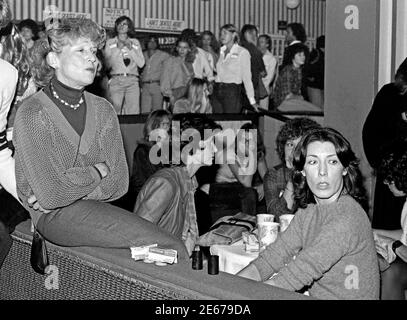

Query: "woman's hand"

xmin=28 ymin=195 xmax=51 ymax=214
xmin=94 ymin=162 xmax=110 ymax=179
xmin=283 ymin=181 xmax=294 ymax=210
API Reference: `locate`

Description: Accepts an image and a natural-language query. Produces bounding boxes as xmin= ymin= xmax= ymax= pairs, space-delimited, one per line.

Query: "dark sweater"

xmin=44 ymin=78 xmax=87 ymax=136
xmin=252 ymin=195 xmax=380 ymax=300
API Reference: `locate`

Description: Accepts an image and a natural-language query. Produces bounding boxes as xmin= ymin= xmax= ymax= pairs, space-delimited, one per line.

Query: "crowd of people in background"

xmin=1 ymin=13 xmax=325 ymax=119
xmin=1 ymin=0 xmax=407 ymax=300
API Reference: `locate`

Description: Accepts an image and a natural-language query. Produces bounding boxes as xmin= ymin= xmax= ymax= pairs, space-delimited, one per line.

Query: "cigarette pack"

xmin=146 ymin=248 xmax=178 ymax=264
xmin=130 ymin=244 xmax=158 ymax=261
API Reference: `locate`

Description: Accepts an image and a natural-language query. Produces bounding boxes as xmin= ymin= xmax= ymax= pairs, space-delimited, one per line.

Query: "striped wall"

xmin=9 ymin=0 xmax=325 ymax=39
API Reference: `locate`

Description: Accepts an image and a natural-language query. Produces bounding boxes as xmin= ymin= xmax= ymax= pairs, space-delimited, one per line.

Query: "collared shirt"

xmin=216 ymin=43 xmax=255 ymax=105
xmin=141 ymin=49 xmax=171 ymax=82
xmin=104 ymin=37 xmax=145 ymax=76
xmin=192 ymin=47 xmax=215 ymax=81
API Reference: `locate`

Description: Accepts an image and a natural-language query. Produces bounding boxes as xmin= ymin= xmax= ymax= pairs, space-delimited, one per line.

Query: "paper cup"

xmin=256 ymin=214 xmax=275 ymax=225
xmin=280 ymin=214 xmax=295 ymax=232
xmin=258 ymin=222 xmax=279 ymax=251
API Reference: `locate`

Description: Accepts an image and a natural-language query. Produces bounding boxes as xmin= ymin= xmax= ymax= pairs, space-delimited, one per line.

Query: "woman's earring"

xmin=301 ymin=170 xmax=306 ymax=177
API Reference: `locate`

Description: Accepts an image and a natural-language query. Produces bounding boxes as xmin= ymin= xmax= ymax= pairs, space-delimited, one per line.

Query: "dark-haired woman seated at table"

xmin=238 ymin=127 xmax=379 ymax=300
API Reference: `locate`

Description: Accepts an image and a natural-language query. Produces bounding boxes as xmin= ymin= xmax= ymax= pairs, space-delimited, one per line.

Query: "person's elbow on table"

xmin=237 ymin=263 xmax=262 ymax=281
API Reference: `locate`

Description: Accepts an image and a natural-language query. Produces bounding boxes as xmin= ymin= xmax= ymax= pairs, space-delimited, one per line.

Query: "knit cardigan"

xmin=14 ymin=90 xmax=129 ymax=226
xmin=252 ymin=195 xmax=380 ymax=300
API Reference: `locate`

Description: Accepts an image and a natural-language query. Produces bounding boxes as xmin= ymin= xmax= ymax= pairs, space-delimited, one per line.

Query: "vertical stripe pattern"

xmin=10 ymin=0 xmax=326 ymax=39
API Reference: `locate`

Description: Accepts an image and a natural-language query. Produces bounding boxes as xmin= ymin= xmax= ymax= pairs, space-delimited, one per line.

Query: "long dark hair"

xmin=292 ymin=127 xmax=367 ymax=209
xmin=113 ymin=16 xmax=136 ymax=38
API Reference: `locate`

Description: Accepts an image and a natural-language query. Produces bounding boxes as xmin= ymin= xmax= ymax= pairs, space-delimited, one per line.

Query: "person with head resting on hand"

xmin=374 ymin=146 xmax=407 ymax=299
xmin=238 ymin=127 xmax=379 ymax=300
xmin=13 ymin=18 xmax=188 ymax=263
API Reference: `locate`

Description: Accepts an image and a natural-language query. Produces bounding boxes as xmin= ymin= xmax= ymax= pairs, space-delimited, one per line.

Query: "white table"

xmin=210 ymin=240 xmax=259 ymax=275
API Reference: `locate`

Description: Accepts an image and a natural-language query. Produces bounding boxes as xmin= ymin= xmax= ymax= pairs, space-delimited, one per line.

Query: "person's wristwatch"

xmin=392 ymin=240 xmax=403 ymax=256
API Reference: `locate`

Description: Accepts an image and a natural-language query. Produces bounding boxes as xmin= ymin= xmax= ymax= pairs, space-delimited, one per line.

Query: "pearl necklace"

xmin=50 ymin=82 xmax=84 ymax=111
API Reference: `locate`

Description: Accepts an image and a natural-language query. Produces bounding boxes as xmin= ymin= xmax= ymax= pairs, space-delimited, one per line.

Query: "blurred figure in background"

xmin=273 ymin=43 xmax=320 ymax=113
xmin=240 ymin=24 xmax=267 ymax=110
xmin=140 ymin=35 xmax=170 ymax=113
xmin=264 ymin=117 xmax=321 ymax=222
xmin=104 ymin=16 xmax=145 ymax=114
xmin=258 ymin=34 xmax=277 ymax=110
xmin=363 ymin=58 xmax=407 ymax=230
xmin=306 ymin=35 xmax=325 ymax=110
xmin=212 ymin=24 xmax=257 ymax=113
xmin=18 ymin=18 xmax=38 ymax=50
xmin=161 ymin=36 xmax=194 ymax=108
xmin=199 ymin=30 xmax=219 ymax=72
xmin=173 ymin=78 xmax=212 ymax=114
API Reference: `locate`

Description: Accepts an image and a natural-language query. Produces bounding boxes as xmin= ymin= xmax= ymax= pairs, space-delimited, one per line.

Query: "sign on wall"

xmin=145 ymin=18 xmax=186 ymax=32
xmin=103 ymin=8 xmax=130 ymax=28
xmin=43 ymin=9 xmax=91 ymax=20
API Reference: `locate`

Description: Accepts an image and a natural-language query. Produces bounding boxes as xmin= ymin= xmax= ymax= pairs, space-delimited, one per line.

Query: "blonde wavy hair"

xmin=30 ymin=18 xmax=106 ymax=88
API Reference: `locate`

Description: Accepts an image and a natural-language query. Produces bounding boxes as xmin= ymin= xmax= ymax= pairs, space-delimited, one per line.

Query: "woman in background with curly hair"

xmin=13 ymin=18 xmax=188 ymax=261
xmin=263 ymin=117 xmax=320 ymax=221
xmin=373 ymin=147 xmax=407 ymax=299
xmin=239 ymin=127 xmax=379 ymax=300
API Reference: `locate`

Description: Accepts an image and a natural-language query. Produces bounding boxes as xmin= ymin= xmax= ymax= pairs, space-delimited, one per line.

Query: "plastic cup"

xmin=258 ymin=222 xmax=279 ymax=251
xmin=256 ymin=214 xmax=275 ymax=225
xmin=280 ymin=214 xmax=295 ymax=232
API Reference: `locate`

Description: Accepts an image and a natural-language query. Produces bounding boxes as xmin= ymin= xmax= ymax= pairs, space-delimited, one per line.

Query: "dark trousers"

xmin=0 ymin=221 xmax=12 ymax=269
xmin=212 ymin=83 xmax=242 ymax=114
xmin=0 ymin=189 xmax=30 ymax=269
xmin=372 ymin=175 xmax=405 ymax=230
xmin=209 ymin=183 xmax=259 ymax=222
xmin=37 ymin=200 xmax=189 ymax=260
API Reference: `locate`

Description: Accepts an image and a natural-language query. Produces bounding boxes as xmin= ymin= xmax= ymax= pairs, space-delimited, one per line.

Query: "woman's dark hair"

xmin=240 ymin=24 xmax=258 ymax=43
xmin=114 ymin=16 xmax=136 ymax=38
xmin=18 ymin=19 xmax=39 ymax=40
xmin=171 ymin=114 xmax=222 ymax=165
xmin=145 ymin=35 xmax=160 ymax=49
xmin=259 ymin=34 xmax=272 ymax=51
xmin=287 ymin=23 xmax=307 ymax=43
xmin=284 ymin=42 xmax=308 ymax=67
xmin=238 ymin=122 xmax=266 ymax=161
xmin=379 ymin=147 xmax=407 ymax=194
xmin=173 ymin=35 xmax=193 ymax=58
xmin=276 ymin=117 xmax=321 ymax=164
xmin=199 ymin=30 xmax=220 ymax=53
xmin=292 ymin=127 xmax=367 ymax=209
